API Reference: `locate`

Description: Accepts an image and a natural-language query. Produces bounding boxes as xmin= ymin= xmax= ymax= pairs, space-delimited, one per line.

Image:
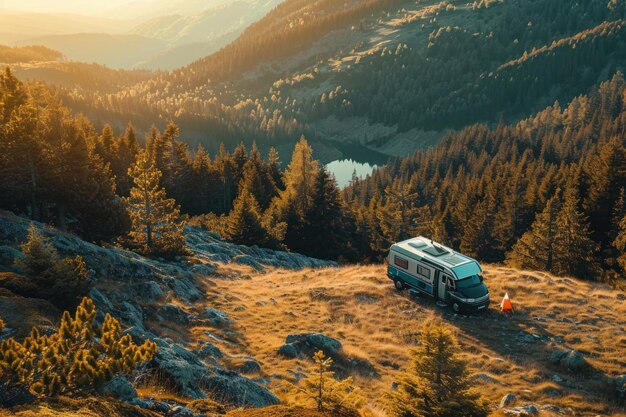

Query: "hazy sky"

xmin=0 ymin=0 xmax=160 ymax=15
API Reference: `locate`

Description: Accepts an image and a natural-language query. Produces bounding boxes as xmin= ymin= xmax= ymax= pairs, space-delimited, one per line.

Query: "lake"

xmin=326 ymin=159 xmax=378 ymax=188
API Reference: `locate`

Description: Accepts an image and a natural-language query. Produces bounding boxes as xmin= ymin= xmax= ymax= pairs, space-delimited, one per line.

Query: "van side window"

xmin=416 ymin=265 xmax=430 ymax=279
xmin=394 ymin=256 xmax=409 ymax=270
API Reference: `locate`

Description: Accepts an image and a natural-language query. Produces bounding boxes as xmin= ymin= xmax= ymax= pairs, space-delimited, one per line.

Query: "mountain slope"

xmin=203 ymin=263 xmax=626 ymax=416
xmin=51 ymin=0 xmax=626 ymax=160
xmin=14 ymin=33 xmax=166 ymax=69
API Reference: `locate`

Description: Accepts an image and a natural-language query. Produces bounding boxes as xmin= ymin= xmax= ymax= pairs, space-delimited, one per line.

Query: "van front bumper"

xmin=451 ymin=294 xmax=490 ymax=312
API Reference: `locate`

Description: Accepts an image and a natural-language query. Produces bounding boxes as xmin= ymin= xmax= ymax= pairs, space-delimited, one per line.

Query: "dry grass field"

xmin=190 ymin=264 xmax=626 ymax=416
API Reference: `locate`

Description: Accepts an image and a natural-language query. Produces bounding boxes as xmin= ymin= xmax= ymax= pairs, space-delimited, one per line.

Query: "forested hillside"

xmin=40 ymin=0 xmax=626 ymax=160
xmin=1 ymin=65 xmax=625 ymax=282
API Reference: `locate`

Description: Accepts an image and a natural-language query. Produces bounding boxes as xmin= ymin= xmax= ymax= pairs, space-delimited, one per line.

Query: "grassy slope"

xmin=0 ymin=397 xmax=159 ymax=417
xmin=195 ymin=264 xmax=626 ymax=416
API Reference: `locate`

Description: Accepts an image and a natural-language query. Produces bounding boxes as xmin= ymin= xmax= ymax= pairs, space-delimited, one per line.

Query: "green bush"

xmin=14 ymin=225 xmax=89 ymax=309
xmin=0 ymin=297 xmax=157 ymax=404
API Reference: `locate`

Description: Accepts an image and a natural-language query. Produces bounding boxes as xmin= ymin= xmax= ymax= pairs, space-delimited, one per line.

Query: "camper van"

xmin=387 ymin=237 xmax=490 ymax=312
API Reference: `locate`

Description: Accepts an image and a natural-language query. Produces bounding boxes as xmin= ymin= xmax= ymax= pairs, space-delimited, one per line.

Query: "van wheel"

xmin=452 ymin=302 xmax=461 ymax=313
xmin=394 ymin=280 xmax=404 ymax=291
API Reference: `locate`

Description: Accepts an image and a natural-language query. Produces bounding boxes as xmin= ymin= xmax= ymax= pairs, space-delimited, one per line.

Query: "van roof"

xmin=390 ymin=236 xmax=482 ymax=279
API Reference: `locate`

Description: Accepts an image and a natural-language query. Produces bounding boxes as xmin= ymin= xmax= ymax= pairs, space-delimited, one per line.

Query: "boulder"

xmin=230 ymin=356 xmax=262 ymax=374
xmin=204 ymin=371 xmax=279 ymax=408
xmin=606 ymin=375 xmax=626 ymax=399
xmin=139 ymin=281 xmax=164 ymax=301
xmin=201 ymin=307 xmax=234 ymax=327
xmin=195 ymin=341 xmax=223 ymax=360
xmin=170 ymin=406 xmax=195 ymax=417
xmin=157 ymin=304 xmax=189 ymax=325
xmin=503 ymin=404 xmax=539 ymax=415
xmin=550 ymin=349 xmax=587 ymax=371
xmin=500 ymin=393 xmax=517 ymax=408
xmin=118 ymin=301 xmax=145 ymax=330
xmin=232 ymin=255 xmax=264 ymax=270
xmin=540 ymin=404 xmax=565 ymax=414
xmin=98 ymin=376 xmax=137 ymax=401
xmin=151 ymin=339 xmax=211 ymax=399
xmin=163 ymin=276 xmax=203 ymax=302
xmin=279 ymin=333 xmax=343 ymax=358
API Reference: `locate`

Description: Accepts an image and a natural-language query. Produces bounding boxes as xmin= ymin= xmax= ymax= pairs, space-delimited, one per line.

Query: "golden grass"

xmin=0 ymin=397 xmax=159 ymax=417
xmin=193 ymin=264 xmax=626 ymax=417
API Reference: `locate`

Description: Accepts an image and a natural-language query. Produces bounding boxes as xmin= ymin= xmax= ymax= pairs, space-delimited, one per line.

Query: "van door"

xmin=438 ymin=273 xmax=448 ymax=301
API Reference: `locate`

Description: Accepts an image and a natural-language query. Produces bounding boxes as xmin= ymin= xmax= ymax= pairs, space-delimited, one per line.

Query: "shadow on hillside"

xmin=405 ymin=291 xmax=611 ymax=401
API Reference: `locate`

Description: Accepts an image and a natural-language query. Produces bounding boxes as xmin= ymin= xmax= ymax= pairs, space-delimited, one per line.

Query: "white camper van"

xmin=387 ymin=237 xmax=490 ymax=312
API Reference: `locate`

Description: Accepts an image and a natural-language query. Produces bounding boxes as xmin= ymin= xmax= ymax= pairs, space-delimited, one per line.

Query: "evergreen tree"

xmin=615 ymin=214 xmax=626 ymax=272
xmin=507 ymin=195 xmax=561 ymax=272
xmin=124 ymin=151 xmax=185 ymax=258
xmin=285 ymin=350 xmax=363 ymax=414
xmin=384 ymin=323 xmax=487 ymax=417
xmin=223 ymin=189 xmax=278 ymax=248
xmin=0 ymin=297 xmax=157 ymax=399
xmin=553 ymin=181 xmax=601 ymax=278
xmin=281 ymin=136 xmax=318 ymax=217
xmin=296 ymin=167 xmax=349 ymax=260
xmin=15 ymin=225 xmax=89 ymax=309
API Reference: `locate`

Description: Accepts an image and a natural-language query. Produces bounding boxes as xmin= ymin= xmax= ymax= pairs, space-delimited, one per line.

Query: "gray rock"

xmin=152 ymin=339 xmax=210 ymax=399
xmin=190 ymin=263 xmax=216 ymax=276
xmin=231 ymin=356 xmax=262 ymax=374
xmin=196 ymin=341 xmax=223 ymax=360
xmin=89 ymin=288 xmax=113 ymax=311
xmin=149 ymin=401 xmax=171 ymax=413
xmin=474 ymin=373 xmax=498 ymax=384
xmin=98 ymin=376 xmax=137 ymax=401
xmin=171 ymin=405 xmax=195 ymax=417
xmin=607 ymin=375 xmax=626 ymax=399
xmin=278 ymin=343 xmax=300 ymax=358
xmin=157 ymin=304 xmax=189 ymax=325
xmin=232 ymin=255 xmax=264 ymax=270
xmin=118 ymin=302 xmax=145 ymax=330
xmin=550 ymin=349 xmax=587 ymax=371
xmin=163 ymin=277 xmax=203 ymax=302
xmin=500 ymin=393 xmax=517 ymax=408
xmin=540 ymin=404 xmax=565 ymax=414
xmin=280 ymin=333 xmax=343 ymax=358
xmin=503 ymin=404 xmax=539 ymax=415
xmin=201 ymin=307 xmax=233 ymax=327
xmin=204 ymin=371 xmax=279 ymax=408
xmin=140 ymin=281 xmax=164 ymax=301
xmin=129 ymin=398 xmax=151 ymax=409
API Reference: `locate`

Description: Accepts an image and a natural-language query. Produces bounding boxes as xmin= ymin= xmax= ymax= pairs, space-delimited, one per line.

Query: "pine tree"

xmin=384 ymin=323 xmax=487 ymax=417
xmin=282 ymin=136 xmax=318 ymax=217
xmin=615 ymin=214 xmax=626 ymax=272
xmin=553 ymin=181 xmax=601 ymax=278
xmin=124 ymin=151 xmax=185 ymax=258
xmin=224 ymin=189 xmax=279 ymax=248
xmin=285 ymin=350 xmax=363 ymax=414
xmin=296 ymin=167 xmax=349 ymax=260
xmin=15 ymin=225 xmax=89 ymax=309
xmin=0 ymin=297 xmax=156 ymax=399
xmin=507 ymin=195 xmax=561 ymax=272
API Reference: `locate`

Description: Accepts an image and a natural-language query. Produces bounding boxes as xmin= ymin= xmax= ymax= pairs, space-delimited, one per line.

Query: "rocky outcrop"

xmin=0 ymin=211 xmax=338 ymax=408
xmin=278 ymin=333 xmax=377 ymax=379
xmin=278 ymin=333 xmax=343 ymax=358
xmin=549 ymin=349 xmax=587 ymax=372
xmin=98 ymin=376 xmax=137 ymax=401
xmin=203 ymin=371 xmax=280 ymax=408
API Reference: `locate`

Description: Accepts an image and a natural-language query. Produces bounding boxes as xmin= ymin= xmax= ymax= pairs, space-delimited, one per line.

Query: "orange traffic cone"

xmin=500 ymin=292 xmax=513 ymax=313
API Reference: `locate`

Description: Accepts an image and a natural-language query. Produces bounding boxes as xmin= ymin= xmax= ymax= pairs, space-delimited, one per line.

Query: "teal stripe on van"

xmin=388 ymin=266 xmax=434 ymax=295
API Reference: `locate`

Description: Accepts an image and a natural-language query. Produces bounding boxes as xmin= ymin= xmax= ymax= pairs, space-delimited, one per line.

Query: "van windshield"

xmin=456 ymin=275 xmax=482 ymax=288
